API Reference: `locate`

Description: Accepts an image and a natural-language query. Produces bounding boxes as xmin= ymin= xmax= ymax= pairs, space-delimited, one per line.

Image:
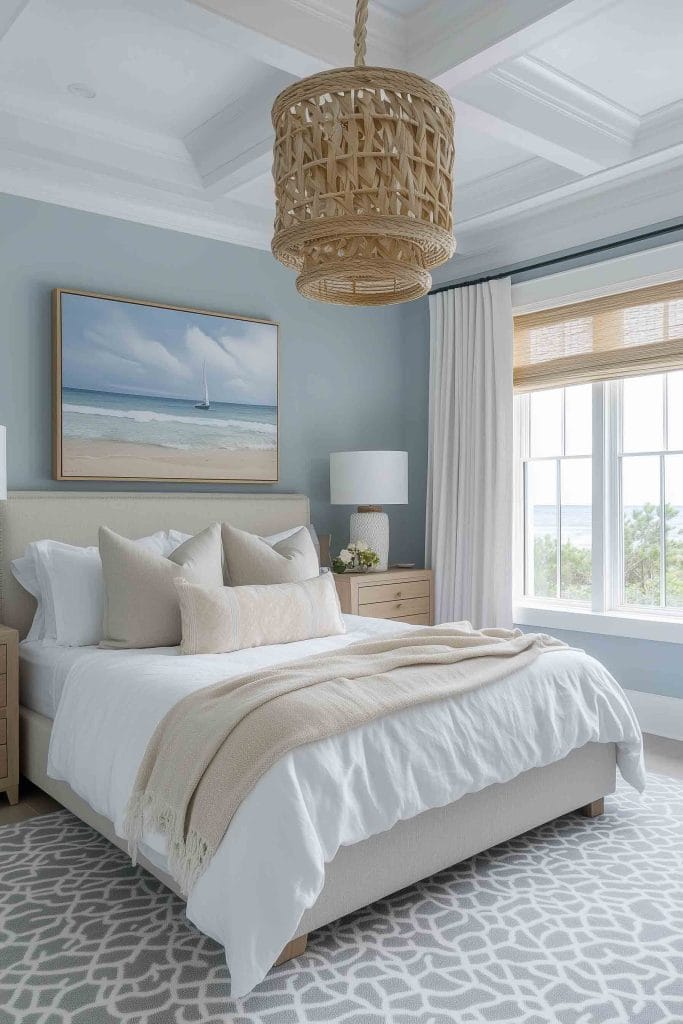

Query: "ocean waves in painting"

xmin=62 ymin=388 xmax=277 ymax=452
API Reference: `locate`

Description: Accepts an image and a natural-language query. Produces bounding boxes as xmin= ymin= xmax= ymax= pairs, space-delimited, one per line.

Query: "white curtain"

xmin=426 ymin=278 xmax=513 ymax=628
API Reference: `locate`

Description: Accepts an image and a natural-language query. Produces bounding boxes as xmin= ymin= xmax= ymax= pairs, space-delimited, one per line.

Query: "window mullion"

xmin=660 ymin=452 xmax=666 ymax=609
xmin=591 ymin=381 xmax=606 ymax=613
xmin=606 ymin=380 xmax=622 ymax=610
xmin=556 ymin=458 xmax=561 ymax=600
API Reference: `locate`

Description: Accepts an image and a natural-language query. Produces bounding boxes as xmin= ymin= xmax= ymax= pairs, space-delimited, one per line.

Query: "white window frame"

xmin=513 ymin=377 xmax=683 ymax=645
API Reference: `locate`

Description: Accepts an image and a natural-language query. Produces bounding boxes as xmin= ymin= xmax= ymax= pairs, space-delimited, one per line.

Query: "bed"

xmin=0 ymin=491 xmax=644 ymax=997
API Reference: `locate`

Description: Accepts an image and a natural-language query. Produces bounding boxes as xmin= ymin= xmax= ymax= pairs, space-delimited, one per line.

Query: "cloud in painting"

xmin=61 ymin=294 xmax=277 ymax=407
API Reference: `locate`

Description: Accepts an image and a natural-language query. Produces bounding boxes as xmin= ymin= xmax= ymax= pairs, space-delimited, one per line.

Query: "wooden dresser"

xmin=333 ymin=568 xmax=433 ymax=625
xmin=0 ymin=624 xmax=19 ymax=806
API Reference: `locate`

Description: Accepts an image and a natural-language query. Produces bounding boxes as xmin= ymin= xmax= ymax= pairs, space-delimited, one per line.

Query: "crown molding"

xmin=0 ymin=148 xmax=272 ymax=250
xmin=286 ymin=0 xmax=406 ymax=62
xmin=439 ymin=153 xmax=683 ymax=282
xmin=457 ymin=158 xmax=576 ymax=222
xmin=635 ymin=99 xmax=683 ymax=157
xmin=458 ymin=146 xmax=683 ymax=232
xmin=191 ymin=0 xmax=404 ymax=73
xmin=497 ymin=57 xmax=638 ymax=144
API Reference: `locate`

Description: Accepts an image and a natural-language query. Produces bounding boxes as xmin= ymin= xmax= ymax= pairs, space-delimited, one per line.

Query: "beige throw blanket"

xmin=124 ymin=626 xmax=566 ymax=893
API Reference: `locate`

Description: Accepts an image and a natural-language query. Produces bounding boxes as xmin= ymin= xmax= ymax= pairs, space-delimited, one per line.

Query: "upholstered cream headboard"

xmin=0 ymin=491 xmax=310 ymax=638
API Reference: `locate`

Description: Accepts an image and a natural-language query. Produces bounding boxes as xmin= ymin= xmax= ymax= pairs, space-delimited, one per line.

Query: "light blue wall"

xmin=0 ymin=194 xmax=424 ymax=563
xmin=3 ymin=194 xmax=680 ymax=699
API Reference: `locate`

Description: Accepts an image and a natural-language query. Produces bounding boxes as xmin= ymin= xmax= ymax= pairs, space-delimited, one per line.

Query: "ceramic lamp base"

xmin=350 ymin=508 xmax=389 ymax=571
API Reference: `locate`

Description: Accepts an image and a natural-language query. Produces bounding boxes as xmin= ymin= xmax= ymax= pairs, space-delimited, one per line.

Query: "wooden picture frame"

xmin=52 ymin=289 xmax=279 ymax=484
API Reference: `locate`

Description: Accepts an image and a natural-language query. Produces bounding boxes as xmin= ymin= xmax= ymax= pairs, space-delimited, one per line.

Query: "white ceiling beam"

xmin=189 ymin=0 xmax=405 ymax=76
xmin=184 ymin=69 xmax=295 ymax=196
xmin=411 ymin=0 xmax=618 ymax=90
xmin=454 ymin=63 xmax=634 ymax=173
xmin=0 ymin=0 xmax=28 ymax=40
xmin=454 ymin=100 xmax=605 ymax=176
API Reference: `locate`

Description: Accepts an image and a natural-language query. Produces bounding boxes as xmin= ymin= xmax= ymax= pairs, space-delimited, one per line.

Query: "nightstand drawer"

xmin=0 ymin=745 xmax=6 ymax=779
xmin=0 ymin=717 xmax=6 ymax=745
xmin=0 ymin=645 xmax=5 ymax=674
xmin=395 ymin=613 xmax=431 ymax=626
xmin=366 ymin=596 xmax=430 ymax=620
xmin=0 ymin=675 xmax=6 ymax=708
xmin=359 ymin=580 xmax=430 ymax=605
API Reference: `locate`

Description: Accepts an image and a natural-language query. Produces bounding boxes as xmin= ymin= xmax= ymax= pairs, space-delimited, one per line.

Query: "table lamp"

xmin=330 ymin=450 xmax=408 ymax=571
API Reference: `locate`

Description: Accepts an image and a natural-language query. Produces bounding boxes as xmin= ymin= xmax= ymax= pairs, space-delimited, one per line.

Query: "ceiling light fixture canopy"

xmin=271 ymin=0 xmax=455 ymax=306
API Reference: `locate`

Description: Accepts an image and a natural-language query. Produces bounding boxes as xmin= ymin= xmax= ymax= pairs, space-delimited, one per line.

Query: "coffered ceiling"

xmin=1 ymin=0 xmax=681 ymax=280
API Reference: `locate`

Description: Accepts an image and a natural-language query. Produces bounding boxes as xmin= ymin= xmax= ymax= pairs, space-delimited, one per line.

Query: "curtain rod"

xmin=429 ymin=221 xmax=683 ymax=296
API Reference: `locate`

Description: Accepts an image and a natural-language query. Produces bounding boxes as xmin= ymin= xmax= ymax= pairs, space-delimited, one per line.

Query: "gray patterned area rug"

xmin=1 ymin=774 xmax=682 ymax=1024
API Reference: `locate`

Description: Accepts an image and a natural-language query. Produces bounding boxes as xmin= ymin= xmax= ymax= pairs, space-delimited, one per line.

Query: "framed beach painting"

xmin=52 ymin=289 xmax=278 ymax=483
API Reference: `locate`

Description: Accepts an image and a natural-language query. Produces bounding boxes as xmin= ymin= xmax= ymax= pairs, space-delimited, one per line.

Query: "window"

xmin=513 ymin=277 xmax=683 ymax=635
xmin=515 ymin=371 xmax=683 ymax=618
xmin=520 ymin=384 xmax=592 ymax=603
xmin=620 ymin=372 xmax=683 ymax=610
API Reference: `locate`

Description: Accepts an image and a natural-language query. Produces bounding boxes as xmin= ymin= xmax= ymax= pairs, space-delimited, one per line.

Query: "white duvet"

xmin=47 ymin=615 xmax=645 ymax=997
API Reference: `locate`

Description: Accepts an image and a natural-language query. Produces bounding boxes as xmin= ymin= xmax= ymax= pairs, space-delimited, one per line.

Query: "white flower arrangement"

xmin=332 ymin=541 xmax=380 ymax=573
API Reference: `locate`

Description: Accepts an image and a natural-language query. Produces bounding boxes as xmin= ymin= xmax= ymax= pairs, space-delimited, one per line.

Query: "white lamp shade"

xmin=330 ymin=450 xmax=408 ymax=505
xmin=0 ymin=426 xmax=6 ymax=501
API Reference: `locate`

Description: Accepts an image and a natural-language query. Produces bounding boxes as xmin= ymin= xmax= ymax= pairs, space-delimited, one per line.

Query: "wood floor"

xmin=1 ymin=734 xmax=681 ymax=827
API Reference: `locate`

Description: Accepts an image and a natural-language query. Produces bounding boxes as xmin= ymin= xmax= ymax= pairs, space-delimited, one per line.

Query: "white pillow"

xmin=10 ymin=554 xmax=45 ymax=642
xmin=11 ymin=529 xmax=193 ymax=646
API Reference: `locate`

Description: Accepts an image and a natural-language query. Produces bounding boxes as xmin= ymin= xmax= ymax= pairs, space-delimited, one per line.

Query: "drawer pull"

xmin=395 ymin=590 xmax=402 ymax=598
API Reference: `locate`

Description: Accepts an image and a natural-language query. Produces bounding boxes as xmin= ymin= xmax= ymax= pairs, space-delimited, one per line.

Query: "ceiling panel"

xmin=0 ymin=0 xmax=680 ymax=272
xmin=455 ymin=121 xmax=529 ymax=186
xmin=0 ymin=0 xmax=270 ymax=135
xmin=529 ymin=0 xmax=683 ymax=116
xmin=228 ymin=172 xmax=275 ymax=211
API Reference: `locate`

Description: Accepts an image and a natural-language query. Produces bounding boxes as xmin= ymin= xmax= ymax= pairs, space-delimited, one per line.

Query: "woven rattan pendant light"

xmin=271 ymin=0 xmax=456 ymax=306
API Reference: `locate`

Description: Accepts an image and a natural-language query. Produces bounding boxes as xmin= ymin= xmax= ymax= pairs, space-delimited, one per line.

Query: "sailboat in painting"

xmin=195 ymin=360 xmax=210 ymax=410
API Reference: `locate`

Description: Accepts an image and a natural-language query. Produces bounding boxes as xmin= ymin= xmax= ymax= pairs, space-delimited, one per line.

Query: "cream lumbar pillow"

xmin=175 ymin=572 xmax=346 ymax=655
xmin=99 ymin=523 xmax=224 ymax=649
xmin=221 ymin=522 xmax=319 ymax=586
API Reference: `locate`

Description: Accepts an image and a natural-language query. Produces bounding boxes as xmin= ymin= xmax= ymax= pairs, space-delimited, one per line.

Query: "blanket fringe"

xmin=122 ymin=789 xmax=211 ymax=895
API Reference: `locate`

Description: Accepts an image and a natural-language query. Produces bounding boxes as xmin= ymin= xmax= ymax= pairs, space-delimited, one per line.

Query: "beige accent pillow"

xmin=221 ymin=522 xmax=320 ymax=586
xmin=175 ymin=572 xmax=346 ymax=655
xmin=99 ymin=523 xmax=224 ymax=649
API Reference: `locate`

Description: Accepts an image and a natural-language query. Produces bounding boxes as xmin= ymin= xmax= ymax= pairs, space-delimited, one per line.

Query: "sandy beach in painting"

xmin=62 ymin=439 xmax=277 ymax=481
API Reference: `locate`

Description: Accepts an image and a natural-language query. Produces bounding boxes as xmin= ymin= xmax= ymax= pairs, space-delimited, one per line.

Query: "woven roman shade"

xmin=513 ymin=279 xmax=683 ymax=391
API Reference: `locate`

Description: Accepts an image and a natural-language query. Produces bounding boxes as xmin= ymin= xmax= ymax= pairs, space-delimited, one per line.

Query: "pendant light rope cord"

xmin=354 ymin=0 xmax=368 ymax=67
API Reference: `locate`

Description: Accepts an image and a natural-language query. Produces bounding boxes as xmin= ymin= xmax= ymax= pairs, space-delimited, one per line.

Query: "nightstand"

xmin=334 ymin=568 xmax=433 ymax=625
xmin=0 ymin=625 xmax=19 ymax=806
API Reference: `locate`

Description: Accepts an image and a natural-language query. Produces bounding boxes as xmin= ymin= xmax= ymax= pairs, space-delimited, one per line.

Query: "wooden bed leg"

xmin=579 ymin=797 xmax=604 ymax=818
xmin=275 ymin=934 xmax=308 ymax=966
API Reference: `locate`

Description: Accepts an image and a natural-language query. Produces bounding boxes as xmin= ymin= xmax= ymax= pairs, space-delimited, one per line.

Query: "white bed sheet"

xmin=19 ymin=640 xmax=89 ymax=718
xmin=45 ymin=616 xmax=645 ymax=998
